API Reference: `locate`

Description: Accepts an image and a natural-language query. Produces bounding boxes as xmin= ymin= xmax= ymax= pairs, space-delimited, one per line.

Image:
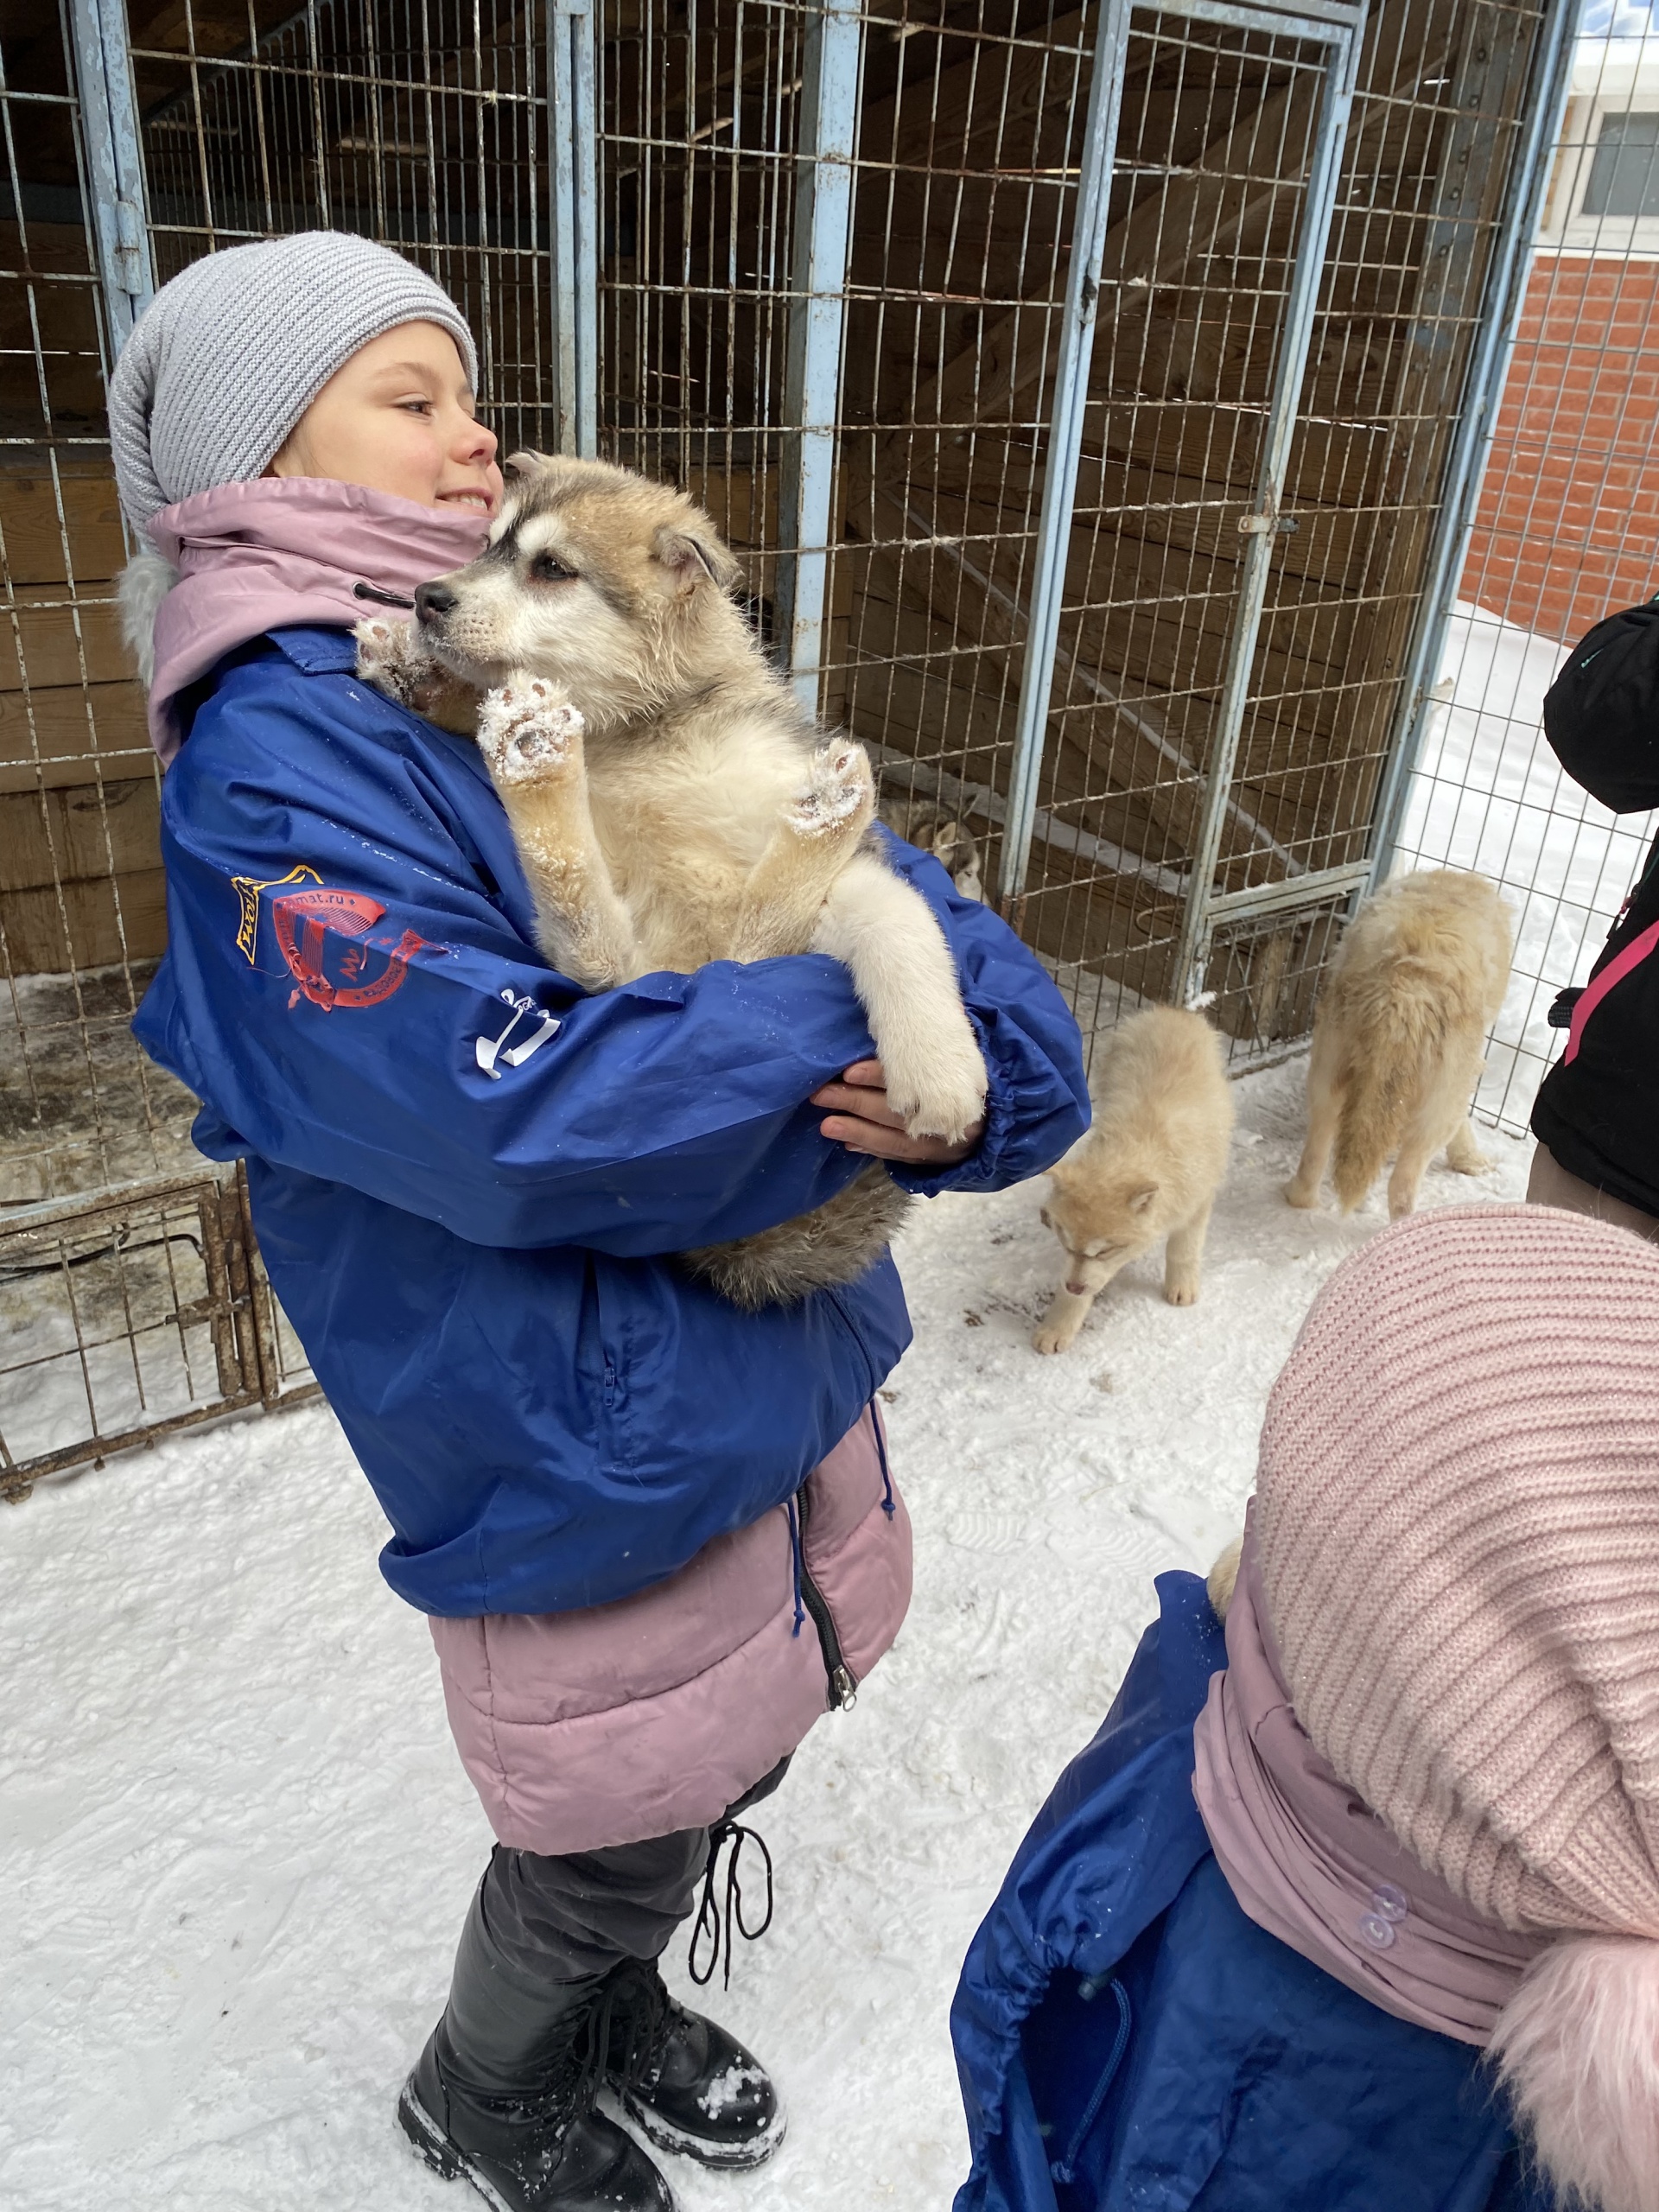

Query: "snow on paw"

xmin=353 ymin=618 xmax=430 ymax=703
xmin=476 ymin=678 xmax=585 ymax=786
xmin=788 ymin=741 xmax=874 ymax=842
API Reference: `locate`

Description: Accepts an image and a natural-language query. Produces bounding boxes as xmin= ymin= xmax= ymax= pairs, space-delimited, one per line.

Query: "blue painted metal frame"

xmin=997 ymin=0 xmax=1365 ymax=916
xmin=1169 ymin=6 xmax=1363 ymax=1000
xmin=996 ymin=0 xmax=1138 ymax=904
xmin=67 ymin=0 xmax=154 ymax=355
xmin=550 ymin=0 xmax=599 ymax=457
xmin=778 ymin=0 xmax=865 ymax=716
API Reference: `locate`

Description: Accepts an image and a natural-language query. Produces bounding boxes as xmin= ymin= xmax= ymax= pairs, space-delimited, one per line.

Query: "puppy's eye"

xmin=531 ymin=553 xmax=576 ymax=583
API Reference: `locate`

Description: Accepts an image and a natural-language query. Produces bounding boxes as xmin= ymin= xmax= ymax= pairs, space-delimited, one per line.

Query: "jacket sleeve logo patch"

xmin=270 ymin=883 xmax=435 ymax=1012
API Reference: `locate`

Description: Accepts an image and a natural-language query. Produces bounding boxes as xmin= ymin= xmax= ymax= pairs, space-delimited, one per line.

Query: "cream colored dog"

xmin=1033 ymin=1006 xmax=1234 ymax=1355
xmin=357 ymin=453 xmax=987 ymax=1308
xmin=1286 ymin=868 xmax=1511 ymax=1222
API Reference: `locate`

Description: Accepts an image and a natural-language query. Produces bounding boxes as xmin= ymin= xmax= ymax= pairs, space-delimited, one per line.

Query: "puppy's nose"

xmin=415 ymin=581 xmax=458 ymax=625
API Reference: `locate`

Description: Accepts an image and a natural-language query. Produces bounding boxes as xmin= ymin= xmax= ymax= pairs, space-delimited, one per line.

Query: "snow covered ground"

xmin=1395 ymin=601 xmax=1657 ymax=1134
xmin=0 ymin=1062 xmax=1532 ymax=2212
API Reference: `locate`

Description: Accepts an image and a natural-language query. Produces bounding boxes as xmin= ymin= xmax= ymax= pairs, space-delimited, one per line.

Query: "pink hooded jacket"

xmin=432 ymin=1405 xmax=912 ymax=1853
xmin=132 ymin=475 xmax=487 ymax=760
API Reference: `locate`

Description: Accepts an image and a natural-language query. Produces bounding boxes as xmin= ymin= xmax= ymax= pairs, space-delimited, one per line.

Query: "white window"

xmin=1544 ymin=84 xmax=1659 ymax=253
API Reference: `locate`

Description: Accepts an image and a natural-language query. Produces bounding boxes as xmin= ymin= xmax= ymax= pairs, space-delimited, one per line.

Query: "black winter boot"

xmin=601 ymin=1961 xmax=785 ymax=2171
xmin=398 ymin=1885 xmax=675 ymax=2210
xmin=399 ymin=2022 xmax=674 ymax=2210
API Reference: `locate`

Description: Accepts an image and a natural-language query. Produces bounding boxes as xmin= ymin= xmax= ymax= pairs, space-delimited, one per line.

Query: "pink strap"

xmin=1566 ymin=917 xmax=1659 ymax=1065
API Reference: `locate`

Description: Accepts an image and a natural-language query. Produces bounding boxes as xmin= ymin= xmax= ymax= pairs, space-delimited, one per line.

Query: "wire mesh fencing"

xmin=0 ymin=0 xmax=1574 ymax=1486
xmin=1391 ymin=6 xmax=1659 ymax=1134
xmin=599 ymin=0 xmax=1558 ymax=1074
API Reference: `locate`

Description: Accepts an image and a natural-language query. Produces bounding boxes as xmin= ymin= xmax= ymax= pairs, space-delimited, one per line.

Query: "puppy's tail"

xmin=1329 ymin=967 xmax=1447 ymax=1211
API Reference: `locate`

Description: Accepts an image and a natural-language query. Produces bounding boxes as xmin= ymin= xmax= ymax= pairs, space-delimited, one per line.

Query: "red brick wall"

xmin=1462 ymin=255 xmax=1659 ymax=644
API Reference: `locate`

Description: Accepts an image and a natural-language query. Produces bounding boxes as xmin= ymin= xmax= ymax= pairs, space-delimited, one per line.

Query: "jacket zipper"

xmin=794 ymin=1482 xmax=858 ymax=1712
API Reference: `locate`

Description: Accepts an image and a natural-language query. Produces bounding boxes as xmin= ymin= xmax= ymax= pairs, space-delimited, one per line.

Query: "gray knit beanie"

xmin=108 ymin=231 xmax=480 ymax=529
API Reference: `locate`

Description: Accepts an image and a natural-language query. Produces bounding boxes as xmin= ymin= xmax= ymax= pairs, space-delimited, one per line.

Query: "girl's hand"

xmin=810 ymin=1058 xmax=985 ymax=1166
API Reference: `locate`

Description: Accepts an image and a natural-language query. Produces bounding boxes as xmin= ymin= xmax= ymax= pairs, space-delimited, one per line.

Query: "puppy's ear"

xmin=1127 ymin=1184 xmax=1160 ymax=1214
xmin=504 ymin=449 xmax=555 ymax=483
xmin=653 ymin=518 xmax=741 ymax=597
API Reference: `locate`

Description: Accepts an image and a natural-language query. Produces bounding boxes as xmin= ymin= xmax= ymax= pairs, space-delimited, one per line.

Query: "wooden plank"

xmin=0 ymin=868 xmax=168 ymax=977
xmin=0 ymin=588 xmax=131 ymax=690
xmin=0 ymin=464 xmax=129 ymax=588
xmin=0 ymin=779 xmax=162 ymax=894
xmin=0 ymin=677 xmax=151 ymax=788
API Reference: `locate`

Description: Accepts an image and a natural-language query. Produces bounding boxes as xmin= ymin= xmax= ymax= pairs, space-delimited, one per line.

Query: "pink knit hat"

xmin=1255 ymin=1204 xmax=1659 ymax=2212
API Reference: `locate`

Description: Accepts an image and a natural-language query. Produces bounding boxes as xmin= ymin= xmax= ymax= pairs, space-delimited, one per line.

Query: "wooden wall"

xmin=1 ymin=209 xmax=162 ymax=982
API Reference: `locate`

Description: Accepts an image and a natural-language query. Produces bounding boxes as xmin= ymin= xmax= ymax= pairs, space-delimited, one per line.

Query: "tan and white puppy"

xmin=357 ymin=453 xmax=987 ymax=1308
xmin=1285 ymin=868 xmax=1511 ymax=1222
xmin=1033 ymin=1005 xmax=1234 ymax=1355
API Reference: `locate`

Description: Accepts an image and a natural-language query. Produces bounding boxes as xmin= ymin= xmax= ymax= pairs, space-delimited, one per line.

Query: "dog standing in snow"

xmin=356 ymin=452 xmax=987 ymax=1308
xmin=1285 ymin=868 xmax=1511 ymax=1222
xmin=1033 ymin=1005 xmax=1234 ymax=1354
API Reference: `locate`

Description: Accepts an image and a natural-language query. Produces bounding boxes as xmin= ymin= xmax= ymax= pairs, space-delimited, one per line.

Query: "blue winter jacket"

xmin=951 ymin=1573 xmax=1558 ymax=2212
xmin=133 ymin=626 xmax=1088 ymax=1619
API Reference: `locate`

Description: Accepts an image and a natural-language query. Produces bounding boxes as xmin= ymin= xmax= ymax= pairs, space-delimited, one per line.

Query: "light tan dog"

xmin=1285 ymin=868 xmax=1511 ymax=1222
xmin=1033 ymin=1006 xmax=1234 ymax=1355
xmin=356 ymin=453 xmax=987 ymax=1308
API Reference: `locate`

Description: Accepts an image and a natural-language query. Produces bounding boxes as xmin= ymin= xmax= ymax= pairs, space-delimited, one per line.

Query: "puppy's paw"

xmin=1032 ymin=1317 xmax=1078 ymax=1356
xmin=477 ymin=677 xmax=586 ymax=787
xmin=1283 ymin=1178 xmax=1320 ymax=1211
xmin=788 ymin=741 xmax=875 ymax=842
xmin=881 ymin=1015 xmax=988 ymax=1143
xmin=1445 ymin=1139 xmax=1491 ymax=1176
xmin=355 ymin=618 xmax=439 ymax=707
xmin=1165 ymin=1278 xmax=1200 ymax=1306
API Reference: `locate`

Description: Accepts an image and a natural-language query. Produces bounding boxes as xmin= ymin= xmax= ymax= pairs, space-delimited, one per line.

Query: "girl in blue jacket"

xmin=110 ymin=232 xmax=1089 ymax=2212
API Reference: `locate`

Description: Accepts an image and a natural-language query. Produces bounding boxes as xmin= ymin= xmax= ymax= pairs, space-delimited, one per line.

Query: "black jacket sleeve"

xmin=1542 ymin=600 xmax=1659 ymax=814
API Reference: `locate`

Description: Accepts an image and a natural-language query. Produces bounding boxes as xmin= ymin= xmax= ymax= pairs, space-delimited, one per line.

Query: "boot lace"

xmin=587 ymin=1957 xmax=672 ymax=2094
xmin=688 ymin=1818 xmax=774 ymax=1992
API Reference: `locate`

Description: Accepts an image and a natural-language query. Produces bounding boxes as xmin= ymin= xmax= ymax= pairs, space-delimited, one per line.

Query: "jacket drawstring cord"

xmin=786 ymin=1494 xmax=805 ymax=1636
xmin=872 ymin=1398 xmax=896 ymax=1519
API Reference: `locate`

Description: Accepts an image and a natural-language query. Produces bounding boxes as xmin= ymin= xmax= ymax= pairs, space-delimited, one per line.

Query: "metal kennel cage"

xmin=0 ymin=0 xmax=1577 ymax=1489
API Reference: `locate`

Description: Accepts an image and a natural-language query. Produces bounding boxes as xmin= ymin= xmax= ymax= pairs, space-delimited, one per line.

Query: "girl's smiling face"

xmin=268 ymin=321 xmax=502 ymax=517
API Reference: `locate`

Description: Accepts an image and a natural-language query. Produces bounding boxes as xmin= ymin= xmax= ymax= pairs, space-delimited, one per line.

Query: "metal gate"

xmin=1 ymin=0 xmax=1567 ymax=1488
xmin=595 ymin=0 xmax=1566 ymax=1059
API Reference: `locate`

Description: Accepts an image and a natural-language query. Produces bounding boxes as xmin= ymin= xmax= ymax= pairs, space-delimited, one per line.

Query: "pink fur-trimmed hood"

xmin=130 ymin=476 xmax=487 ymax=762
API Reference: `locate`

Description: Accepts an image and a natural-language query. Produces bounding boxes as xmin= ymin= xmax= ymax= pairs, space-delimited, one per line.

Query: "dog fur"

xmin=1285 ymin=868 xmax=1511 ymax=1221
xmin=1033 ymin=1006 xmax=1234 ymax=1355
xmin=879 ymin=797 xmax=983 ymax=903
xmin=356 ymin=453 xmax=987 ymax=1309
